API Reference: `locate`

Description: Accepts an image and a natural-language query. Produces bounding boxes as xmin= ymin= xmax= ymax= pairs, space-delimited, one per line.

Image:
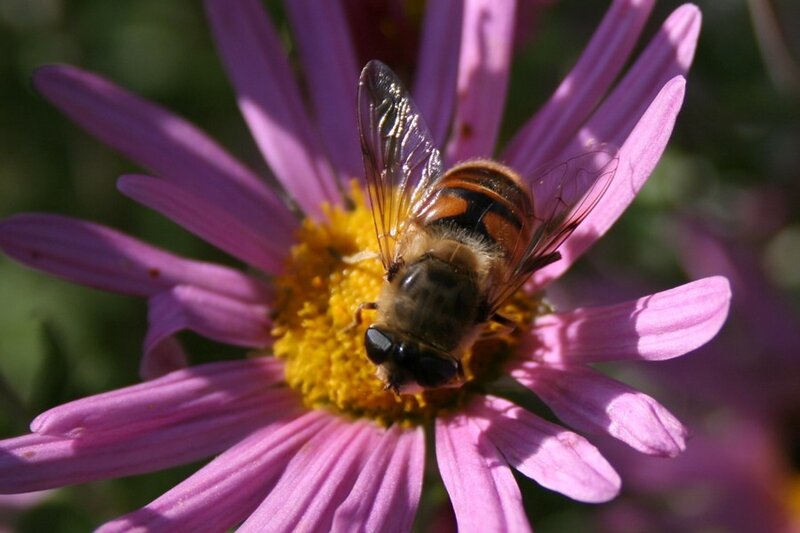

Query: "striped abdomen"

xmin=420 ymin=160 xmax=533 ymax=258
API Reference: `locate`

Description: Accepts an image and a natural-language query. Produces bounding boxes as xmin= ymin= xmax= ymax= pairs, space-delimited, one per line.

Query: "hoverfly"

xmin=356 ymin=60 xmax=617 ymax=394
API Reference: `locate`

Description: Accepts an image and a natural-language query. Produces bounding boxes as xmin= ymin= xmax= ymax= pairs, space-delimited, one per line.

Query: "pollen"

xmin=271 ymin=186 xmax=536 ymax=425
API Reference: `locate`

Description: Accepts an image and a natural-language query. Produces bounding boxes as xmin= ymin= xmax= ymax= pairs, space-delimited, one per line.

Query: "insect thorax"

xmin=379 ymin=239 xmax=484 ymax=353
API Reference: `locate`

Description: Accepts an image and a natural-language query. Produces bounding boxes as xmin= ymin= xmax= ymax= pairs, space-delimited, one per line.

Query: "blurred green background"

xmin=0 ymin=0 xmax=798 ymax=531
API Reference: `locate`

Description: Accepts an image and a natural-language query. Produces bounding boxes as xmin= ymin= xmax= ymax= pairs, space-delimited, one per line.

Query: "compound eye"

xmin=364 ymin=326 xmax=394 ymax=364
xmin=412 ymin=354 xmax=460 ymax=388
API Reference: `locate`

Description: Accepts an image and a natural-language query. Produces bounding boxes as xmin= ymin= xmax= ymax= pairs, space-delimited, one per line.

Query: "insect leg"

xmin=480 ymin=313 xmax=517 ymax=339
xmin=325 ymin=247 xmax=380 ymax=264
xmin=341 ymin=250 xmax=380 ymax=264
xmin=344 ymin=301 xmax=378 ymax=331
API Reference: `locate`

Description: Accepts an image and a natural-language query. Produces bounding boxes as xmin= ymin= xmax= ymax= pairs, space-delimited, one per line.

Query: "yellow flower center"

xmin=271 ymin=186 xmax=538 ymax=425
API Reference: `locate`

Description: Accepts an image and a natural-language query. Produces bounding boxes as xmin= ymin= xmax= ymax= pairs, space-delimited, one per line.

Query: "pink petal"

xmin=97 ymin=410 xmax=331 ymax=533
xmin=531 ymin=76 xmax=687 ymax=286
xmin=284 ymin=0 xmax=362 ymax=181
xmin=205 ymin=0 xmax=342 ymax=217
xmin=31 ymin=358 xmax=285 ymax=439
xmin=577 ymin=4 xmax=701 ymax=152
xmin=0 ymin=392 xmax=295 ymax=494
xmin=510 ymin=363 xmax=688 ymax=457
xmin=144 ymin=284 xmax=271 ymax=357
xmin=32 ymin=65 xmax=296 ymax=239
xmin=445 ymin=0 xmax=516 ymax=163
xmin=470 ymin=395 xmax=621 ymax=503
xmin=525 ymin=277 xmax=732 ymax=363
xmin=141 ymin=285 xmax=271 ymax=380
xmin=240 ymin=418 xmax=378 ymax=532
xmin=118 ymin=174 xmax=286 ymax=273
xmin=412 ymin=0 xmax=463 ymax=146
xmin=0 ymin=214 xmax=271 ymax=303
xmin=504 ymin=0 xmax=656 ymax=175
xmin=331 ymin=425 xmax=425 ymax=533
xmin=436 ymin=413 xmax=531 ymax=533
xmin=531 ymin=5 xmax=702 ymax=285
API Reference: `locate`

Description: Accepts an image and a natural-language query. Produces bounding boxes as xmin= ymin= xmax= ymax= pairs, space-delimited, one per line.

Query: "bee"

xmin=356 ymin=60 xmax=617 ymax=395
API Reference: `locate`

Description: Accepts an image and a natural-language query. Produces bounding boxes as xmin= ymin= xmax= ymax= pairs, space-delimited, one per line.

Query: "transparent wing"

xmin=486 ymin=146 xmax=619 ymax=315
xmin=358 ymin=60 xmax=443 ymax=269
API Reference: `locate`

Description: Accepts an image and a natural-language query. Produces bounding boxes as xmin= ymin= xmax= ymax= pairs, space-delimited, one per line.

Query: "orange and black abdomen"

xmin=420 ymin=160 xmax=533 ymax=257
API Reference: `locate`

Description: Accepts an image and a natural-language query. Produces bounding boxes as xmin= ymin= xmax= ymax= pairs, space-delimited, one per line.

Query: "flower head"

xmin=0 ymin=1 xmax=730 ymax=530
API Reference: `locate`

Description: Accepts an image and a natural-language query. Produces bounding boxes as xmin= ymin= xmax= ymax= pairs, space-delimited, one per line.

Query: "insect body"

xmin=357 ymin=60 xmax=617 ymax=394
xmin=364 ymin=160 xmax=538 ymax=393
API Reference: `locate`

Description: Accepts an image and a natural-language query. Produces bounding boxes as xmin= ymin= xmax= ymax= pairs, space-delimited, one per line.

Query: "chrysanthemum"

xmin=0 ymin=1 xmax=731 ymax=531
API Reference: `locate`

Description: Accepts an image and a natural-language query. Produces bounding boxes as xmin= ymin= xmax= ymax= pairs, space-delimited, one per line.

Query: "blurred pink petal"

xmin=0 ymin=490 xmax=55 ymax=528
xmin=205 ymin=0 xmax=342 ymax=217
xmin=0 ymin=491 xmax=53 ymax=509
xmin=511 ymin=364 xmax=688 ymax=457
xmin=139 ymin=337 xmax=188 ymax=381
xmin=504 ymin=0 xmax=655 ymax=175
xmin=532 ymin=76 xmax=687 ymax=286
xmin=96 ymin=411 xmax=331 ymax=533
xmin=240 ymin=419 xmax=378 ymax=532
xmin=412 ymin=0 xmax=463 ymax=145
xmin=32 ymin=65 xmax=295 ymax=242
xmin=445 ymin=0 xmax=516 ymax=163
xmin=677 ymin=220 xmax=800 ymax=360
xmin=31 ymin=358 xmax=285 ymax=438
xmin=118 ymin=174 xmax=286 ymax=273
xmin=331 ymin=425 xmax=425 ymax=533
xmin=512 ymin=0 xmax=557 ymax=49
xmin=144 ymin=285 xmax=271 ymax=366
xmin=0 ymin=393 xmax=295 ymax=493
xmin=526 ymin=276 xmax=732 ymax=363
xmin=470 ymin=395 xmax=621 ymax=502
xmin=284 ymin=0 xmax=362 ymax=181
xmin=595 ymin=414 xmax=792 ymax=532
xmin=0 ymin=214 xmax=271 ymax=302
xmin=436 ymin=413 xmax=531 ymax=533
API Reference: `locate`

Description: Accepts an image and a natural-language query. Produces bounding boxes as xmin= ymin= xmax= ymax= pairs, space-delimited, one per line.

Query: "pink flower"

xmin=0 ymin=1 xmax=730 ymax=531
